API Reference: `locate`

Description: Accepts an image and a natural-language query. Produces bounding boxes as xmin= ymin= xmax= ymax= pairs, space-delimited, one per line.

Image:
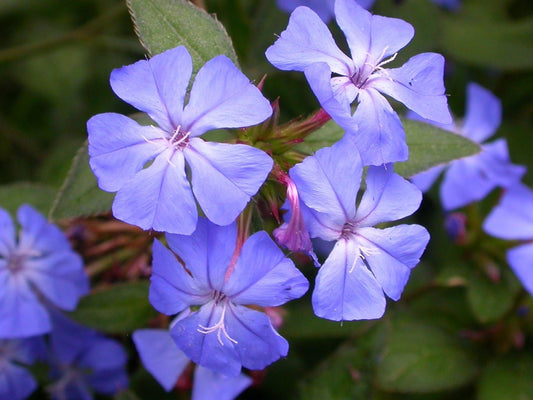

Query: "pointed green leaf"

xmin=68 ymin=281 xmax=156 ymax=334
xmin=49 ymin=143 xmax=114 ymax=221
xmin=126 ymin=0 xmax=238 ymax=70
xmin=0 ymin=182 xmax=57 ymax=216
xmin=376 ymin=317 xmax=478 ymax=393
xmin=478 ymin=353 xmax=533 ymax=400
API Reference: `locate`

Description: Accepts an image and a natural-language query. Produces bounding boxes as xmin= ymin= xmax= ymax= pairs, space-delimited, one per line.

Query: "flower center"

xmin=7 ymin=253 xmax=26 ymax=274
xmin=341 ymin=221 xmax=355 ymax=240
xmin=197 ymin=293 xmax=238 ymax=346
xmin=167 ymin=125 xmax=190 ymax=150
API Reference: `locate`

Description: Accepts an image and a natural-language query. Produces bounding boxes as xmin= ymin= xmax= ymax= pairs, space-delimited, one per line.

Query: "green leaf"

xmin=478 ymin=353 xmax=533 ymax=400
xmin=441 ymin=17 xmax=533 ymax=71
xmin=395 ymin=119 xmax=480 ymax=178
xmin=466 ymin=267 xmax=521 ymax=324
xmin=376 ymin=317 xmax=478 ymax=393
xmin=297 ymin=118 xmax=480 ymax=178
xmin=126 ymin=0 xmax=238 ymax=70
xmin=115 ymin=390 xmax=143 ymax=400
xmin=68 ymin=281 xmax=156 ymax=334
xmin=49 ymin=143 xmax=114 ymax=221
xmin=0 ymin=182 xmax=57 ymax=216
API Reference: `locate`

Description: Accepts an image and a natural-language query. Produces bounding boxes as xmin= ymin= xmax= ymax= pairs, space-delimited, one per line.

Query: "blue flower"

xmin=266 ymin=0 xmax=451 ymax=165
xmin=148 ymin=218 xmax=309 ymax=376
xmin=0 ymin=337 xmax=45 ymax=400
xmin=288 ymin=136 xmax=429 ymax=321
xmin=483 ymin=184 xmax=533 ymax=296
xmin=411 ymin=83 xmax=525 ymax=210
xmin=87 ymin=46 xmax=273 ymax=235
xmin=276 ymin=0 xmax=375 ymax=23
xmin=133 ymin=327 xmax=252 ymax=399
xmin=47 ymin=311 xmax=128 ymax=400
xmin=0 ymin=205 xmax=89 ymax=339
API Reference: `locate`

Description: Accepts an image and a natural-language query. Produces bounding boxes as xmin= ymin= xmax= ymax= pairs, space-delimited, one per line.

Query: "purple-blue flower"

xmin=87 ymin=45 xmax=273 ymax=235
xmin=265 ymin=0 xmax=452 ymax=165
xmin=133 ymin=328 xmax=252 ymax=399
xmin=411 ymin=82 xmax=525 ymax=210
xmin=0 ymin=205 xmax=89 ymax=339
xmin=149 ymin=218 xmax=309 ymax=376
xmin=483 ymin=184 xmax=533 ymax=296
xmin=276 ymin=0 xmax=375 ymax=22
xmin=0 ymin=337 xmax=45 ymax=400
xmin=47 ymin=311 xmax=128 ymax=400
xmin=288 ymin=136 xmax=429 ymax=321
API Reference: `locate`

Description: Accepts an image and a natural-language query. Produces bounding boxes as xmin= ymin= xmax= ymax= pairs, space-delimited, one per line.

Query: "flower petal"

xmin=335 ymin=0 xmax=413 ymax=66
xmin=185 ymin=139 xmax=272 ymax=226
xmin=507 ymin=243 xmax=533 ymax=296
xmin=0 ymin=362 xmax=37 ymax=400
xmin=87 ymin=113 xmax=166 ymax=192
xmin=171 ymin=302 xmax=241 ymax=376
xmin=265 ymin=6 xmax=353 ymax=75
xmin=83 ymin=340 xmax=129 ymax=394
xmin=440 ymin=139 xmax=525 ymax=211
xmin=483 ymin=183 xmax=533 ymax=240
xmin=410 ymin=164 xmax=445 ymax=193
xmin=0 ymin=274 xmax=50 ymax=338
xmin=224 ymin=231 xmax=309 ymax=306
xmin=112 ymin=150 xmax=197 ymax=234
xmin=192 ymin=366 xmax=252 ymax=400
xmin=149 ymin=239 xmax=210 ymax=315
xmin=290 ymin=136 xmax=362 ymax=232
xmin=462 ymin=83 xmax=501 ymax=143
xmin=109 ymin=46 xmax=192 ymax=132
xmin=312 ymin=238 xmax=386 ymax=321
xmin=225 ymin=305 xmax=288 ymax=371
xmin=0 ymin=208 xmax=15 ymax=257
xmin=355 ymin=165 xmax=422 ymax=227
xmin=350 ymin=88 xmax=408 ymax=165
xmin=182 ymin=55 xmax=272 ymax=136
xmin=357 ymin=225 xmax=429 ymax=300
xmin=133 ymin=329 xmax=189 ymax=392
xmin=166 ymin=219 xmax=236 ymax=292
xmin=371 ymin=53 xmax=452 ymax=124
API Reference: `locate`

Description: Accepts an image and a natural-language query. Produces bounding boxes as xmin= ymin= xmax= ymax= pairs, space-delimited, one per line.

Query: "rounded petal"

xmin=0 ymin=274 xmax=50 ymax=338
xmin=357 ymin=225 xmax=429 ymax=300
xmin=87 ymin=113 xmax=167 ymax=192
xmin=112 ymin=150 xmax=198 ymax=234
xmin=225 ymin=305 xmax=289 ymax=371
xmin=335 ymin=0 xmax=413 ymax=66
xmin=372 ymin=53 xmax=452 ymax=124
xmin=109 ymin=46 xmax=192 ymax=132
xmin=462 ymin=82 xmax=501 ymax=143
xmin=355 ymin=165 xmax=422 ymax=227
xmin=24 ymin=251 xmax=89 ymax=311
xmin=290 ymin=136 xmax=362 ymax=232
xmin=483 ymin=183 xmax=533 ymax=240
xmin=171 ymin=302 xmax=241 ymax=377
xmin=265 ymin=6 xmax=353 ymax=75
xmin=312 ymin=238 xmax=386 ymax=321
xmin=185 ymin=139 xmax=272 ymax=226
xmin=350 ymin=88 xmax=408 ymax=165
xmin=0 ymin=363 xmax=37 ymax=400
xmin=166 ymin=219 xmax=236 ymax=292
xmin=0 ymin=208 xmax=15 ymax=257
xmin=507 ymin=244 xmax=533 ymax=296
xmin=133 ymin=329 xmax=190 ymax=392
xmin=149 ymin=239 xmax=210 ymax=315
xmin=182 ymin=55 xmax=272 ymax=136
xmin=224 ymin=231 xmax=309 ymax=306
xmin=83 ymin=340 xmax=129 ymax=394
xmin=192 ymin=366 xmax=252 ymax=400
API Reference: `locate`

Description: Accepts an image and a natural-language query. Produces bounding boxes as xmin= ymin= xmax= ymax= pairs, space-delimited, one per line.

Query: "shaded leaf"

xmin=115 ymin=390 xmax=142 ymax=400
xmin=68 ymin=281 xmax=156 ymax=334
xmin=49 ymin=143 xmax=114 ymax=221
xmin=0 ymin=182 xmax=57 ymax=216
xmin=441 ymin=17 xmax=533 ymax=71
xmin=376 ymin=316 xmax=478 ymax=393
xmin=126 ymin=0 xmax=238 ymax=71
xmin=478 ymin=353 xmax=533 ymax=400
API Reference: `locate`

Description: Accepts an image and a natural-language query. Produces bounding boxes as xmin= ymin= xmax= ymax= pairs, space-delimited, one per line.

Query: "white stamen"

xmin=197 ymin=303 xmax=238 ymax=346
